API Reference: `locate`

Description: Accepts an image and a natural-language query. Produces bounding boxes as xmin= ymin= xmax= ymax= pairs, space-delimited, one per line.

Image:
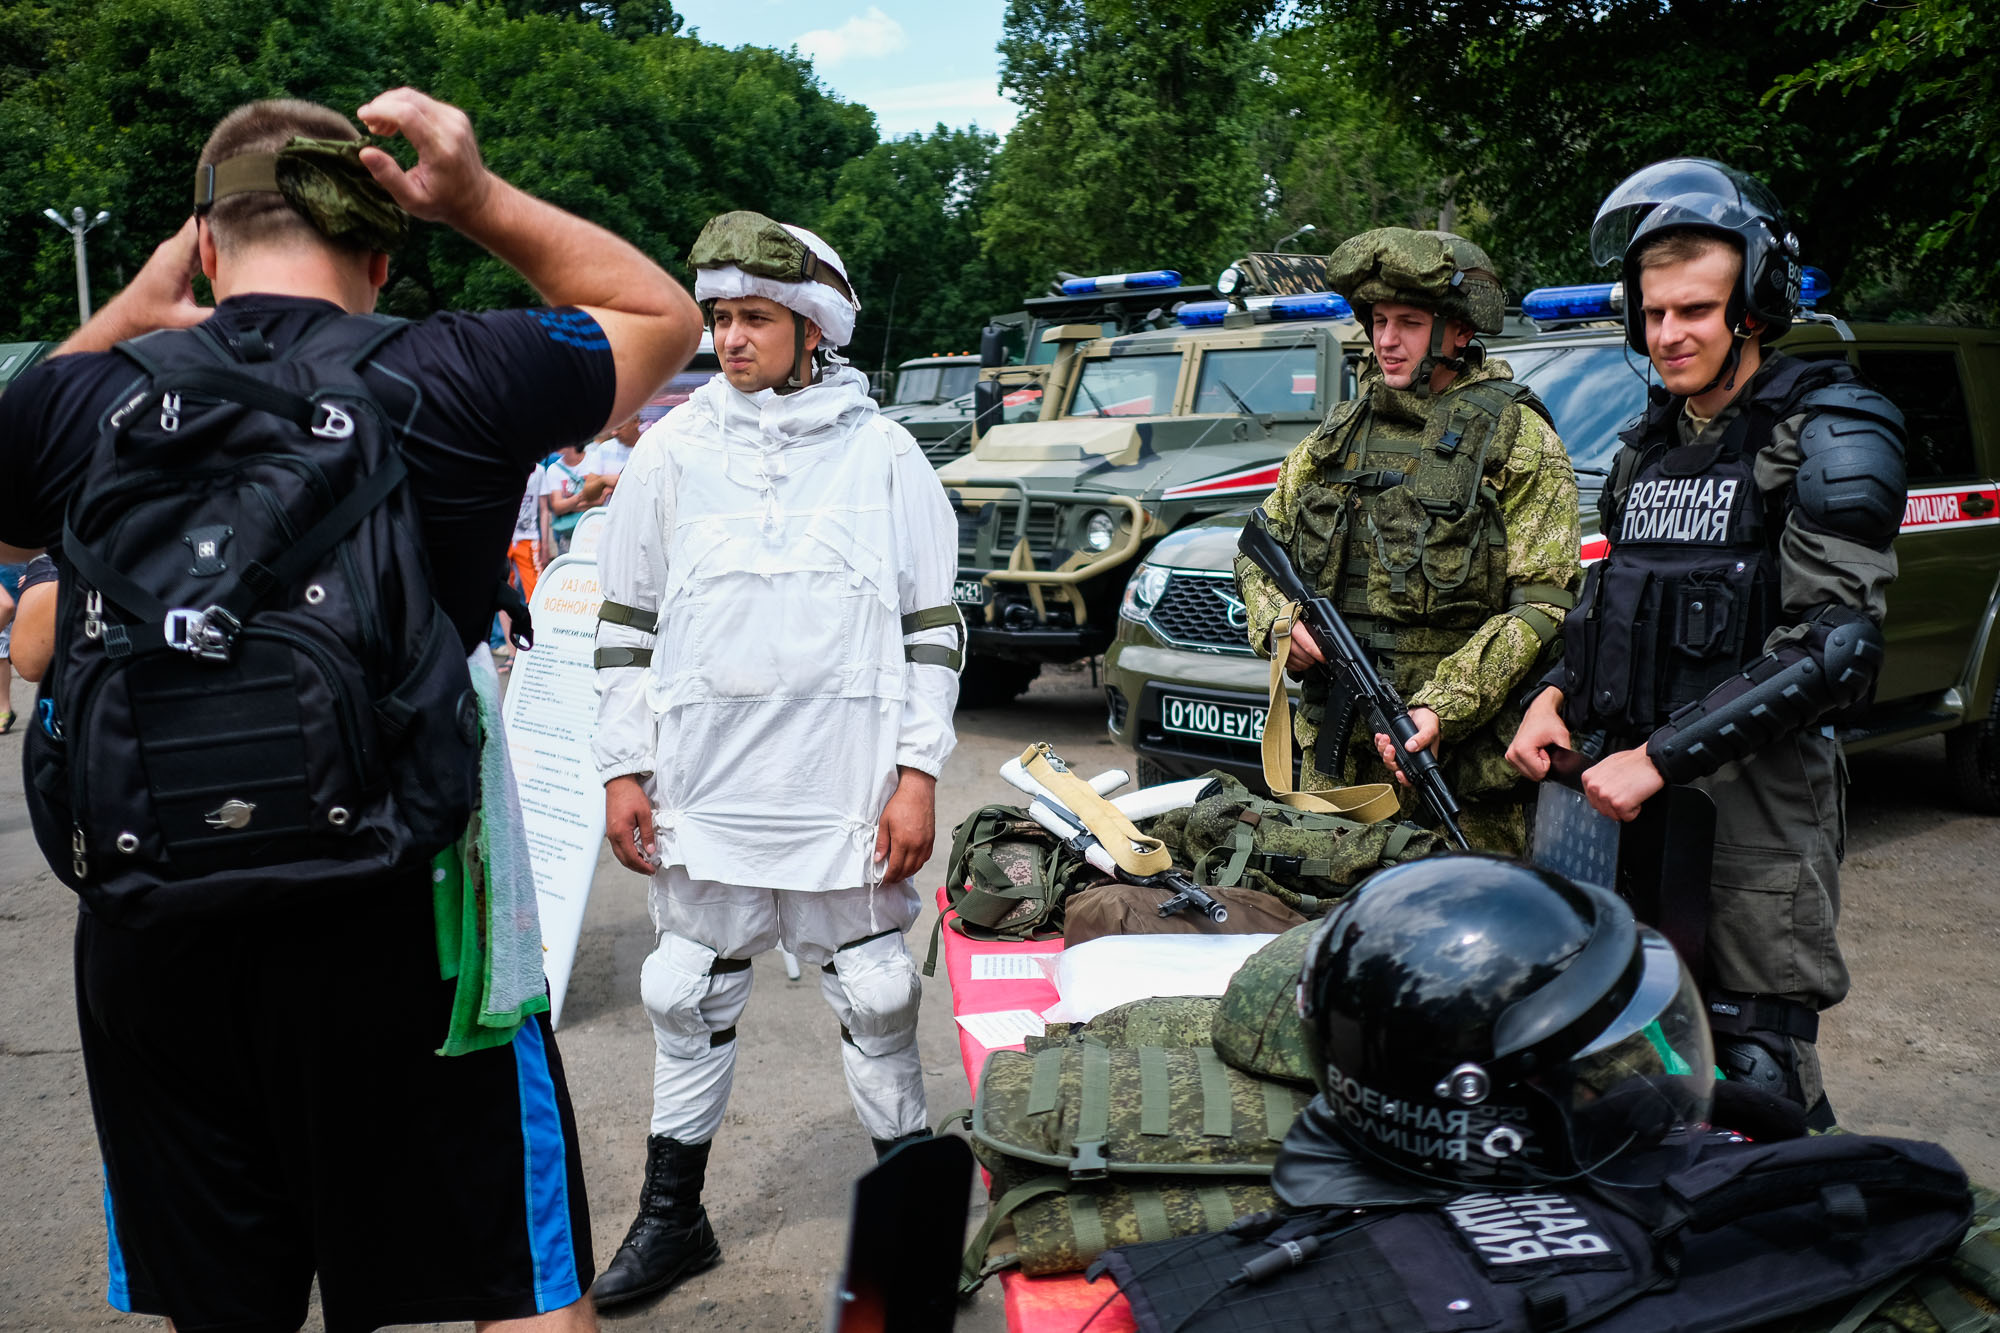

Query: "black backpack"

xmin=23 ymin=313 xmax=480 ymax=924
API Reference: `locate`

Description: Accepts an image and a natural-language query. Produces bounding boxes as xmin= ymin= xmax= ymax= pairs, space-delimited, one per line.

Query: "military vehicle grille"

xmin=957 ymin=503 xmax=1063 ymax=564
xmin=919 ymin=430 xmax=973 ymax=467
xmin=1148 ymin=573 xmax=1253 ymax=652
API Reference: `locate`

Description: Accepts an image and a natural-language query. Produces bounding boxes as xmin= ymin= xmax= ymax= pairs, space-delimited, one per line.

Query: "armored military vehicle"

xmin=879 ymin=353 xmax=980 ymax=466
xmin=1105 ymin=276 xmax=2000 ymax=811
xmin=938 ymin=257 xmax=1353 ymax=705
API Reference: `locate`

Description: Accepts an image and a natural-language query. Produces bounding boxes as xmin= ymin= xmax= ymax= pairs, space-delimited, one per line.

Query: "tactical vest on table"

xmin=1560 ymin=355 xmax=1849 ymax=737
xmin=1090 ymin=1131 xmax=1977 ymax=1333
xmin=1288 ymin=362 xmax=1554 ymax=797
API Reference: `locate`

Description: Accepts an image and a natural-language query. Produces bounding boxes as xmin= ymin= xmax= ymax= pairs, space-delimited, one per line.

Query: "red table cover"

xmin=935 ymin=889 xmax=1139 ymax=1333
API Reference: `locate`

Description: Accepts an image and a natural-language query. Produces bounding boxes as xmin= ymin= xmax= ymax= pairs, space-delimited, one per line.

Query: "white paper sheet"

xmin=954 ymin=1009 xmax=1047 ymax=1048
xmin=969 ymin=953 xmax=1062 ymax=981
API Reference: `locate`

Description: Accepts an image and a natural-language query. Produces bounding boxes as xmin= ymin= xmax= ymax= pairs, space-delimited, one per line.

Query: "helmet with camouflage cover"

xmin=1210 ymin=921 xmax=1317 ymax=1086
xmin=1326 ymin=227 xmax=1506 ymax=336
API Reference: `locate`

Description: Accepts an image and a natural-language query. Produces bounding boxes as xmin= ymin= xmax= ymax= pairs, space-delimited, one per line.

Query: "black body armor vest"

xmin=1090 ymin=1131 xmax=1971 ymax=1333
xmin=1560 ymin=357 xmax=1844 ymax=735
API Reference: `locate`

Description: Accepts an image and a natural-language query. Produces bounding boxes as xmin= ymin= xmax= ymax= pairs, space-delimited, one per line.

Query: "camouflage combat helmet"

xmin=1326 ymin=227 xmax=1506 ymax=335
xmin=1210 ymin=921 xmax=1318 ymax=1086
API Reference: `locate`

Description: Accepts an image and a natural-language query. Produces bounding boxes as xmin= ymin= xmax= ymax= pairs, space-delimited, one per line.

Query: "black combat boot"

xmin=591 ymin=1135 xmax=722 ymax=1310
xmin=871 ymin=1126 xmax=933 ymax=1161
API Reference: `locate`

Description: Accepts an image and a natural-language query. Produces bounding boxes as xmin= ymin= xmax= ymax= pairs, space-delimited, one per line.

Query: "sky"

xmin=674 ymin=1 xmax=1020 ymax=139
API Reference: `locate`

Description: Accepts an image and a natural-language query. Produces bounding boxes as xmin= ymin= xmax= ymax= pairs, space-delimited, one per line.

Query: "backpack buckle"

xmin=1067 ymin=1139 xmax=1108 ymax=1181
xmin=163 ymin=606 xmax=241 ymax=661
xmin=1261 ymin=853 xmax=1305 ymax=878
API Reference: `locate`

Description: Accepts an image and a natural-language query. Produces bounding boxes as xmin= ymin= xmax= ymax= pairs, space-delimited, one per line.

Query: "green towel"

xmin=433 ymin=645 xmax=550 ymax=1056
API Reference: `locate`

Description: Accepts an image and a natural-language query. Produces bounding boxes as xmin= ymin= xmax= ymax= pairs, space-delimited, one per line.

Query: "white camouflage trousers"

xmin=641 ymin=868 xmax=927 ymax=1144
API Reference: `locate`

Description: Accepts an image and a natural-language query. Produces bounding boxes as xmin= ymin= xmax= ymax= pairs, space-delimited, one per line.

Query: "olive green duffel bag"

xmin=954 ymin=1039 xmax=1313 ymax=1290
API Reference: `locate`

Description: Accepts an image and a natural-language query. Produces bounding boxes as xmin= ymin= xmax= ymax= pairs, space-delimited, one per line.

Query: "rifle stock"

xmin=1239 ymin=510 xmax=1472 ymax=851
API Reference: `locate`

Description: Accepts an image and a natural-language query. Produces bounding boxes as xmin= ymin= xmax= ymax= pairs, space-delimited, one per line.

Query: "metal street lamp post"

xmin=1271 ymin=223 xmax=1318 ymax=252
xmin=42 ymin=205 xmax=112 ymax=324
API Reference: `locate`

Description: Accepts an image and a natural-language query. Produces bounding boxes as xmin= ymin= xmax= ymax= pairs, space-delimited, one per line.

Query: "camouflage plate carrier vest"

xmin=1288 ymin=361 xmax=1551 ymax=813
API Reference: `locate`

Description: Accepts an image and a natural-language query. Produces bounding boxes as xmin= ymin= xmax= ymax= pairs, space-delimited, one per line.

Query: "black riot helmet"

xmin=1590 ymin=157 xmax=1803 ymax=357
xmin=1297 ymin=855 xmax=1713 ymax=1190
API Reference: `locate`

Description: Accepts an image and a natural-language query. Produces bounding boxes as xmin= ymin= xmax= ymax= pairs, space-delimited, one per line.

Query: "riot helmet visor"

xmin=1533 ymin=930 xmax=1714 ymax=1187
xmin=1589 ymin=157 xmax=1787 ymax=267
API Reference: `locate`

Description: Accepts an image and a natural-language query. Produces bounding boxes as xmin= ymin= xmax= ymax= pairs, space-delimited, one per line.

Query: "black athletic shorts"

xmin=75 ymin=874 xmax=593 ymax=1332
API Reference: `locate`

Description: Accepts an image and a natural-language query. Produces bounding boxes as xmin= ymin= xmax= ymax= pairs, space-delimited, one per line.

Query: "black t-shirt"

xmin=0 ymin=294 xmax=615 ymax=649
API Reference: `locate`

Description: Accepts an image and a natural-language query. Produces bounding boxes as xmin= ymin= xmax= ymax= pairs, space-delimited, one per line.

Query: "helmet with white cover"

xmin=688 ymin=210 xmax=859 ymax=344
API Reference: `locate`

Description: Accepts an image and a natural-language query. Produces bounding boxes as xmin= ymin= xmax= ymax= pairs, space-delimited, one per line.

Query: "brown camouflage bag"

xmin=1145 ymin=772 xmax=1442 ymax=916
xmin=955 ymin=1040 xmax=1313 ymax=1289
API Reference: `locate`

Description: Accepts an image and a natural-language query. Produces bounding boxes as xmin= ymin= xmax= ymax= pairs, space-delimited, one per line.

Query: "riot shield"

xmin=826 ymin=1134 xmax=974 ymax=1333
xmin=1530 ymin=747 xmax=1716 ymax=979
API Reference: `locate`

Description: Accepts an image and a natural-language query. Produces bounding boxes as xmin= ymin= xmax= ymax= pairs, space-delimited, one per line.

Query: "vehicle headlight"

xmin=1120 ymin=563 xmax=1171 ymax=622
xmin=1083 ymin=510 xmax=1118 ymax=552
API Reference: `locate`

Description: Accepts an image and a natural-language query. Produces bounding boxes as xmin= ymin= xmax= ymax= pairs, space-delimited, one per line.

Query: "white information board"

xmin=569 ymin=506 xmax=609 ymax=559
xmin=501 ymin=552 xmax=607 ymax=1028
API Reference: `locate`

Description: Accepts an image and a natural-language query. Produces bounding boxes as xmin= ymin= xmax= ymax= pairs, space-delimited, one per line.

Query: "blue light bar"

xmin=1799 ymin=266 xmax=1832 ymax=308
xmin=1269 ymin=291 xmax=1353 ymax=322
xmin=1521 ymin=283 xmax=1623 ymax=322
xmin=1061 ymin=270 xmax=1183 ymax=296
xmin=1176 ymin=300 xmax=1229 ymax=327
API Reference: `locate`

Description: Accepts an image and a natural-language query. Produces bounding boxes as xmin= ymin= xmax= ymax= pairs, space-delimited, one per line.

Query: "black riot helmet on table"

xmin=1295 ymin=855 xmax=1713 ymax=1191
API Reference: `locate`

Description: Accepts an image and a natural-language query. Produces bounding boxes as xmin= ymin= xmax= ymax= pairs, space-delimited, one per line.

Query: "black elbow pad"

xmin=1646 ymin=610 xmax=1884 ymax=784
xmin=1794 ymin=383 xmax=1907 ymax=547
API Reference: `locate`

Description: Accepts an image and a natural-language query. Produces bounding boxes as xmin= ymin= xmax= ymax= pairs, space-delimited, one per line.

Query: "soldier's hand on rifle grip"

xmin=1373 ymin=707 xmax=1440 ymax=786
xmin=1284 ymin=622 xmax=1325 ymax=674
xmin=1505 ymin=687 xmax=1572 ymax=781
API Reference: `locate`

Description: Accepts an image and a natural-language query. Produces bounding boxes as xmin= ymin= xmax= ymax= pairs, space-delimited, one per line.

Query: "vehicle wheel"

xmin=1944 ymin=678 xmax=2000 ymax=814
xmin=1135 ymin=757 xmax=1176 ymax=789
xmin=957 ymin=657 xmax=1041 ymax=709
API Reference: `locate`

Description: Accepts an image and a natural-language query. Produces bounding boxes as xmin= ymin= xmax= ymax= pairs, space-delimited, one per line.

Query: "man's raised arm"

xmin=357 ymin=87 xmax=702 ymax=430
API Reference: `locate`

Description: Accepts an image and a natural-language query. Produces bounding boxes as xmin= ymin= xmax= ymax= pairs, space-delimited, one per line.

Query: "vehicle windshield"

xmin=1194 ymin=344 xmax=1320 ymax=416
xmin=1499 ymin=342 xmax=1657 ymax=475
xmin=1068 ymin=353 xmax=1181 ymax=418
xmin=894 ymin=367 xmax=942 ymax=405
xmin=940 ymin=364 xmax=978 ymax=399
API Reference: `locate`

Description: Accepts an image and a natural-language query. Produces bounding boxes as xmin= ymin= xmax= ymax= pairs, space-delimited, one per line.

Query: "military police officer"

xmin=1506 ymin=159 xmax=1907 ymax=1127
xmin=1237 ymin=228 xmax=1584 ymax=855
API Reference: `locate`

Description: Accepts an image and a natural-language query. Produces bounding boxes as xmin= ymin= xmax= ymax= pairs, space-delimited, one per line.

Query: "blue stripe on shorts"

xmin=101 ymin=1168 xmax=131 ymax=1312
xmin=512 ymin=1017 xmax=583 ymax=1311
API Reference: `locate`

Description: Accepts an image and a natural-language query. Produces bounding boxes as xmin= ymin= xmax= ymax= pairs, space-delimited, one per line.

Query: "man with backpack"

xmin=0 ymin=88 xmax=701 ymax=1329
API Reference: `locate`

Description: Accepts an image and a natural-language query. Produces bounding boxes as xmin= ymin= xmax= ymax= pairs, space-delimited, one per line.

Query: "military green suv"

xmin=938 ymin=258 xmax=1375 ymax=704
xmin=1106 ymin=293 xmax=2000 ymax=809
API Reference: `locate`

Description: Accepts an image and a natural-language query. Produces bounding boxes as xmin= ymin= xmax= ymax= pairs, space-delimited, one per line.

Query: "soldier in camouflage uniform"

xmin=1235 ymin=228 xmax=1582 ymax=855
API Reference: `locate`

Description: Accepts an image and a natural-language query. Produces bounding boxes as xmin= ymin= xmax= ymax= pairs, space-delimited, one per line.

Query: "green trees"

xmin=3 ymin=0 xmax=1994 ymax=344
xmin=0 ymin=0 xmax=877 ymax=341
xmin=978 ymin=0 xmax=1275 ymax=290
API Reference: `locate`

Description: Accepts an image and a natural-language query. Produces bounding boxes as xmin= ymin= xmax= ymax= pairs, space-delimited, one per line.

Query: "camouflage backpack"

xmin=954 ymin=1037 xmax=1313 ymax=1290
xmin=925 ymin=803 xmax=1104 ymax=975
xmin=1146 ymin=772 xmax=1442 ymax=916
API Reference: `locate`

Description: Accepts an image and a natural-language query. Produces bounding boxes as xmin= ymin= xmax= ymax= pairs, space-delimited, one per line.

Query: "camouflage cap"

xmin=194 ymin=136 xmax=411 ymax=253
xmin=1326 ymin=227 xmax=1505 ymax=335
xmin=1211 ymin=920 xmax=1320 ymax=1086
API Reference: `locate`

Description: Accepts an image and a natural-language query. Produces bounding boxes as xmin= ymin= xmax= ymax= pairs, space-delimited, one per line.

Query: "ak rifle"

xmin=1238 ymin=508 xmax=1472 ymax=851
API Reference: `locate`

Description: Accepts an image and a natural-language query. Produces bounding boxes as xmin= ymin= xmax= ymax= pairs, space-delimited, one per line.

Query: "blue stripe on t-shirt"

xmin=101 ymin=1169 xmax=131 ymax=1312
xmin=531 ymin=308 xmax=610 ymax=352
xmin=512 ymin=1017 xmax=583 ymax=1311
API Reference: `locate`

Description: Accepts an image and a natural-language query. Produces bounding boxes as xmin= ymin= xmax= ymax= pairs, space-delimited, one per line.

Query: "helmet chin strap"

xmin=777 ymin=311 xmax=812 ymax=395
xmin=1689 ymin=326 xmax=1753 ymax=401
xmin=1407 ymin=318 xmax=1469 ymax=399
